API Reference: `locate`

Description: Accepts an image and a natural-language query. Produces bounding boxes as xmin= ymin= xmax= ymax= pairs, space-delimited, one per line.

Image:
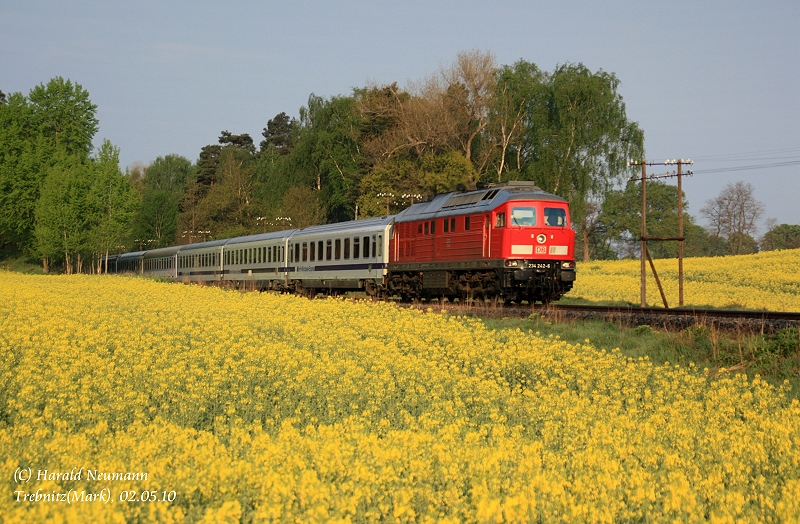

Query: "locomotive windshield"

xmin=544 ymin=207 xmax=567 ymax=226
xmin=511 ymin=207 xmax=536 ymax=226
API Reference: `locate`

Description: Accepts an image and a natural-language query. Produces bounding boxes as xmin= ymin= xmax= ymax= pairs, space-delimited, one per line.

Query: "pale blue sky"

xmin=2 ymin=1 xmax=799 ymax=229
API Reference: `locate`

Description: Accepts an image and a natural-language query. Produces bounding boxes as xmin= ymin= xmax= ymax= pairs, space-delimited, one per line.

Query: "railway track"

xmin=407 ymin=301 xmax=800 ymax=334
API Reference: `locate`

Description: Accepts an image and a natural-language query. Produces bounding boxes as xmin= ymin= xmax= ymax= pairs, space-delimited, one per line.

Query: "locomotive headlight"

xmin=561 ymin=261 xmax=575 ymax=269
xmin=505 ymin=260 xmax=520 ymax=267
xmin=536 ymin=234 xmax=547 ymax=244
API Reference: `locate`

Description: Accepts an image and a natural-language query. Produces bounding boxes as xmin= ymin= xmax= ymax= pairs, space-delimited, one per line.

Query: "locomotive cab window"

xmin=511 ymin=207 xmax=536 ymax=226
xmin=544 ymin=207 xmax=567 ymax=226
xmin=495 ymin=212 xmax=506 ymax=228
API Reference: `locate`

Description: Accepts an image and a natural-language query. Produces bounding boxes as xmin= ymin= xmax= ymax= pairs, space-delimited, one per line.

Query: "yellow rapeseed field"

xmin=572 ymin=248 xmax=800 ymax=311
xmin=1 ymin=271 xmax=800 ymax=522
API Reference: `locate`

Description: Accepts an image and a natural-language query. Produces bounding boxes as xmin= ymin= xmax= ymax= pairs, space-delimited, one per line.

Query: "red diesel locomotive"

xmin=386 ymin=181 xmax=575 ymax=303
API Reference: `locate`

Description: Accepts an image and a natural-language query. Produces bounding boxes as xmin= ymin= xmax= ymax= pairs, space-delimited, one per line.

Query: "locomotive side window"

xmin=431 ymin=220 xmax=435 ymax=234
xmin=363 ymin=236 xmax=369 ymax=258
xmin=496 ymin=212 xmax=506 ymax=228
xmin=465 ymin=216 xmax=471 ymax=231
xmin=444 ymin=219 xmax=449 ymax=233
xmin=511 ymin=207 xmax=536 ymax=226
xmin=353 ymin=237 xmax=360 ymax=259
xmin=418 ymin=224 xmax=423 ymax=234
xmin=450 ymin=218 xmax=456 ymax=232
xmin=544 ymin=207 xmax=567 ymax=226
xmin=424 ymin=222 xmax=429 ymax=235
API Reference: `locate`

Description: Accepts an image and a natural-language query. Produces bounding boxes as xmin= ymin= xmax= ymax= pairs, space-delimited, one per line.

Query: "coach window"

xmin=293 ymin=243 xmax=299 ymax=263
xmin=326 ymin=239 xmax=332 ymax=260
xmin=495 ymin=212 xmax=506 ymax=228
xmin=371 ymin=235 xmax=377 ymax=258
xmin=344 ymin=238 xmax=350 ymax=259
xmin=353 ymin=237 xmax=360 ymax=259
xmin=310 ymin=241 xmax=315 ymax=261
xmin=544 ymin=207 xmax=567 ymax=227
xmin=318 ymin=241 xmax=324 ymax=261
xmin=377 ymin=234 xmax=383 ymax=256
xmin=363 ymin=236 xmax=369 ymax=258
xmin=335 ymin=239 xmax=341 ymax=260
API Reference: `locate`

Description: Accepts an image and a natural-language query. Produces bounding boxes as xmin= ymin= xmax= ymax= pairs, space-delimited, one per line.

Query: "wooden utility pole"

xmin=677 ymin=160 xmax=685 ymax=306
xmin=629 ymin=158 xmax=693 ymax=308
xmin=640 ymin=158 xmax=647 ymax=307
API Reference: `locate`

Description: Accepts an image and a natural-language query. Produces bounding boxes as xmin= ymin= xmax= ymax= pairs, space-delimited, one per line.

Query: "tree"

xmin=700 ymin=181 xmax=764 ymax=255
xmin=599 ymin=180 xmax=702 ymax=260
xmin=277 ymin=186 xmax=327 ymax=229
xmin=34 ymin=151 xmax=94 ymax=273
xmin=88 ymin=140 xmax=139 ymax=272
xmin=260 ymin=112 xmax=295 ymax=154
xmin=524 ymin=64 xmax=644 ymax=252
xmin=133 ymin=189 xmax=180 ymax=248
xmin=440 ymin=50 xmax=497 ymax=175
xmin=143 ymin=154 xmax=192 ymax=193
xmin=760 ymin=224 xmax=800 ymax=251
xmin=27 ymin=77 xmax=98 ymax=157
xmin=489 ymin=60 xmax=547 ymax=182
xmin=0 ymin=78 xmax=99 ymax=254
xmin=294 ymin=93 xmax=363 ymax=221
xmin=130 ymin=155 xmax=192 ymax=248
xmin=219 ymin=130 xmax=256 ymax=154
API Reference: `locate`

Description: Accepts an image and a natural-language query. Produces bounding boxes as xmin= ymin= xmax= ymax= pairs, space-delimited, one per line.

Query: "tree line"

xmin=2 ymin=52 xmax=798 ymax=273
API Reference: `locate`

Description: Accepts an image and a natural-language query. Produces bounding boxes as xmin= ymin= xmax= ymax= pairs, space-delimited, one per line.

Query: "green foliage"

xmin=88 ymin=140 xmax=140 ymax=270
xmin=260 ymin=112 xmax=295 ymax=154
xmin=27 ymin=77 xmax=98 ymax=157
xmin=134 ymin=189 xmax=180 ymax=248
xmin=761 ymin=224 xmax=800 ymax=251
xmin=34 ymin=150 xmax=94 ymax=272
xmin=419 ymin=151 xmax=474 ymax=194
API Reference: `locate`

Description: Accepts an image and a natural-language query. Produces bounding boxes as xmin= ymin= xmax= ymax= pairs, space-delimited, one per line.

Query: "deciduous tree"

xmin=700 ymin=181 xmax=764 ymax=255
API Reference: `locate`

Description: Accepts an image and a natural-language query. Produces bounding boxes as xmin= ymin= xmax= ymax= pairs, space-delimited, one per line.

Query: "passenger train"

xmin=105 ymin=181 xmax=576 ymax=303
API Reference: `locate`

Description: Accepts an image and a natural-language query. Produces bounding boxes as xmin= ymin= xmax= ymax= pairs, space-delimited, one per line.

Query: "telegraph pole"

xmin=640 ymin=159 xmax=647 ymax=307
xmin=628 ymin=158 xmax=693 ymax=308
